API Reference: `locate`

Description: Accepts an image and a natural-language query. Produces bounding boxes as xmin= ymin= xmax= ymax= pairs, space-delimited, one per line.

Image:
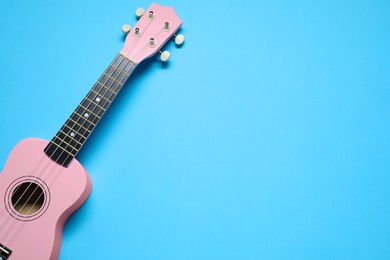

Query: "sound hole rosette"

xmin=5 ymin=176 xmax=50 ymax=221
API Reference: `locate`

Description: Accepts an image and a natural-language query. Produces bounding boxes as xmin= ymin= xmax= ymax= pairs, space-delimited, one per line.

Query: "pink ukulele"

xmin=0 ymin=4 xmax=183 ymax=259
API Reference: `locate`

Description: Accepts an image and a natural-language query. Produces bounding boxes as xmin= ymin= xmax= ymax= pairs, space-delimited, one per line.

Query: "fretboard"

xmin=44 ymin=54 xmax=136 ymax=167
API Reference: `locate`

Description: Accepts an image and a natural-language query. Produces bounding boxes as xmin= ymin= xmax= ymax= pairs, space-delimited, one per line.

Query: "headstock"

xmin=120 ymin=4 xmax=183 ymax=64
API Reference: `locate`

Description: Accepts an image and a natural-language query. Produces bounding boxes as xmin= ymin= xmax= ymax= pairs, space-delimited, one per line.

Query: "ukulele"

xmin=0 ymin=4 xmax=183 ymax=259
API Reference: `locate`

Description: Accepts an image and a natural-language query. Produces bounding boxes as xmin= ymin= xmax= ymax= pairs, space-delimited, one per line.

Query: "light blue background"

xmin=1 ymin=0 xmax=390 ymax=259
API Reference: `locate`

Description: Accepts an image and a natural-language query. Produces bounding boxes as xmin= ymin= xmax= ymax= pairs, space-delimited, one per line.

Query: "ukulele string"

xmin=0 ymin=54 xmax=119 ymax=237
xmin=0 ymin=54 xmax=120 ymax=229
xmin=27 ymin=55 xmax=126 ymax=190
xmin=0 ymin=153 xmax=49 ymax=237
xmin=0 ymin=154 xmax=57 ymax=242
xmin=57 ymin=55 xmax=131 ymax=165
xmin=49 ymin=54 xmax=123 ymax=165
xmin=5 ymin=160 xmax=66 ymax=245
xmin=2 ymin=19 xmax=147 ymax=241
xmin=19 ymin=45 xmax=147 ymax=223
xmin=1 ymin=55 xmax=127 ymax=242
xmin=14 ymin=55 xmax=127 ymax=218
xmin=20 ymin=56 xmax=133 ymax=219
xmin=18 ymin=55 xmax=134 ymax=219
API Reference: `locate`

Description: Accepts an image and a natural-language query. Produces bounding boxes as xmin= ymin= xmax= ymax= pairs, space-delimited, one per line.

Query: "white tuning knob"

xmin=175 ymin=34 xmax=185 ymax=46
xmin=160 ymin=51 xmax=170 ymax=62
xmin=135 ymin=8 xmax=145 ymax=18
xmin=121 ymin=24 xmax=131 ymax=33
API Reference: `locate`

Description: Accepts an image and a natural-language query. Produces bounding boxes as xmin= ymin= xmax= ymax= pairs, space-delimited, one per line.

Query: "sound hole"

xmin=11 ymin=182 xmax=45 ymax=216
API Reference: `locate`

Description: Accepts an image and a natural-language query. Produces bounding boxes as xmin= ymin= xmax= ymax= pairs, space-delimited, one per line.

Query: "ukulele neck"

xmin=44 ymin=53 xmax=136 ymax=167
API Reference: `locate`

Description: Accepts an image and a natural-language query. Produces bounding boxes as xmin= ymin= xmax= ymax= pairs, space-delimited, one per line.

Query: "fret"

xmin=114 ymin=54 xmax=127 ymax=68
xmin=53 ymin=135 xmax=80 ymax=152
xmin=79 ymin=101 xmax=105 ymax=122
xmin=97 ymin=77 xmax=120 ymax=94
xmin=92 ymin=83 xmax=116 ymax=102
xmin=44 ymin=143 xmax=73 ymax=166
xmin=59 ymin=129 xmax=83 ymax=146
xmin=66 ymin=117 xmax=92 ymax=133
xmin=44 ymin=54 xmax=136 ymax=167
xmin=117 ymin=54 xmax=134 ymax=73
xmin=73 ymin=107 xmax=99 ymax=126
xmin=78 ymin=103 xmax=102 ymax=120
xmin=90 ymin=89 xmax=111 ymax=103
xmin=103 ymin=72 xmax=123 ymax=85
xmin=83 ymin=97 xmax=105 ymax=111
xmin=69 ymin=114 xmax=95 ymax=135
xmin=55 ymin=131 xmax=83 ymax=149
xmin=123 ymin=58 xmax=136 ymax=73
xmin=79 ymin=96 xmax=93 ymax=110
xmin=61 ymin=125 xmax=86 ymax=143
xmin=106 ymin=67 xmax=127 ymax=84
xmin=49 ymin=140 xmax=75 ymax=156
xmin=97 ymin=78 xmax=116 ymax=94
xmin=109 ymin=64 xmax=129 ymax=77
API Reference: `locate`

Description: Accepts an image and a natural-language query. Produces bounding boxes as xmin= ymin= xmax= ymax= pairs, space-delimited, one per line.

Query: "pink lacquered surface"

xmin=120 ymin=3 xmax=182 ymax=63
xmin=0 ymin=138 xmax=92 ymax=260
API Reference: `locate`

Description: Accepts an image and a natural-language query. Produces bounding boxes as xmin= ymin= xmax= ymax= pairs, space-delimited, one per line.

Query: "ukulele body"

xmin=0 ymin=4 xmax=183 ymax=259
xmin=0 ymin=138 xmax=92 ymax=260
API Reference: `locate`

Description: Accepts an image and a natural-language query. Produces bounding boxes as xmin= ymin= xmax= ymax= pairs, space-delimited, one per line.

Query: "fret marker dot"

xmin=95 ymin=97 xmax=101 ymax=102
xmin=84 ymin=113 xmax=89 ymax=118
xmin=70 ymin=132 xmax=75 ymax=137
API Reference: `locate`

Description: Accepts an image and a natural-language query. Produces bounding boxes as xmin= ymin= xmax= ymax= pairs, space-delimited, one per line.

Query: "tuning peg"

xmin=121 ymin=24 xmax=131 ymax=33
xmin=160 ymin=51 xmax=170 ymax=62
xmin=135 ymin=8 xmax=145 ymax=18
xmin=174 ymin=34 xmax=185 ymax=46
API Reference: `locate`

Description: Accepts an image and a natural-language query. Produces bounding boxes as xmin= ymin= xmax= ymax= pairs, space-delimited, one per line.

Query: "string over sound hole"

xmin=11 ymin=182 xmax=45 ymax=216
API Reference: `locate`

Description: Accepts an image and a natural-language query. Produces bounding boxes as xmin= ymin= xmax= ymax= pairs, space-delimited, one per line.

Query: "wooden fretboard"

xmin=44 ymin=54 xmax=136 ymax=167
